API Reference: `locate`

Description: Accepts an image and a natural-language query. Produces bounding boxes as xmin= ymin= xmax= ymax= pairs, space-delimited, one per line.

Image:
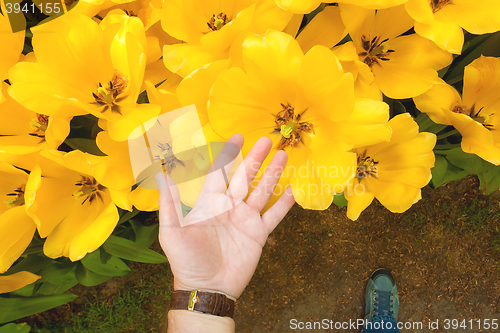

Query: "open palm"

xmin=156 ymin=135 xmax=295 ymax=299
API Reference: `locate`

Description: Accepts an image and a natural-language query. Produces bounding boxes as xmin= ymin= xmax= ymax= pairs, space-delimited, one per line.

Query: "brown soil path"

xmin=231 ymin=177 xmax=500 ymax=332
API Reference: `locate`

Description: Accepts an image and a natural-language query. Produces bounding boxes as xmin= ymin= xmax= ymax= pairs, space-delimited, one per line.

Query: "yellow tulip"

xmin=0 ymin=271 xmax=41 ymax=293
xmin=414 ymin=56 xmax=500 ymax=165
xmin=275 ymin=0 xmax=409 ymax=14
xmin=0 ymin=13 xmax=24 ymax=80
xmin=0 ymin=163 xmax=36 ymax=273
xmin=25 ymin=150 xmax=123 ymax=261
xmin=340 ymin=4 xmax=452 ymax=99
xmin=0 ymin=82 xmax=70 ymax=162
xmin=346 ymin=113 xmax=436 ymax=220
xmin=161 ymin=0 xmax=293 ymax=77
xmin=208 ymin=30 xmax=392 ymax=210
xmin=405 ymin=0 xmax=500 ymax=54
xmin=8 ymin=10 xmax=160 ymax=141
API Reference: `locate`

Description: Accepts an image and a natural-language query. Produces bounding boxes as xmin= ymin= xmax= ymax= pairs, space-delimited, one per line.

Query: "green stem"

xmin=437 ymin=129 xmax=460 ymax=140
xmin=446 ymin=75 xmax=463 ymax=85
xmin=434 ymin=150 xmax=449 ymax=155
xmin=434 ymin=143 xmax=462 ymax=150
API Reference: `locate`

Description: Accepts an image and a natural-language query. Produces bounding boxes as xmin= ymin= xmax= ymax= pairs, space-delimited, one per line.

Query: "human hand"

xmin=156 ymin=134 xmax=295 ymax=299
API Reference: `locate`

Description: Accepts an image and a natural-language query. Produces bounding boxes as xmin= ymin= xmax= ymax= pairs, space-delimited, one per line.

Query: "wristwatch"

xmin=169 ymin=290 xmax=235 ymax=318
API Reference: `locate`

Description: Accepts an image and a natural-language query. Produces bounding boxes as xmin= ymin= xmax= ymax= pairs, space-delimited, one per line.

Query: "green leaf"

xmin=392 ymin=100 xmax=406 ymax=116
xmin=36 ymin=267 xmax=79 ymax=295
xmin=81 ymin=249 xmax=131 ymax=277
xmin=415 ymin=113 xmax=447 ymax=134
xmin=445 ymin=32 xmax=500 ymax=84
xmin=36 ymin=260 xmax=75 ymax=284
xmin=430 ymin=155 xmax=468 ymax=188
xmin=415 ymin=113 xmax=435 ymax=132
xmin=137 ymin=90 xmax=149 ymax=104
xmin=10 ymin=284 xmax=36 ymax=297
xmin=444 ymin=148 xmax=500 ymax=194
xmin=430 ymin=155 xmax=448 ymax=188
xmin=6 ymin=255 xmax=54 ymax=275
xmin=0 ymin=294 xmax=77 ymax=324
xmin=332 ymin=192 xmax=348 ymax=208
xmin=65 ymin=138 xmax=106 ymax=156
xmin=0 ymin=323 xmax=31 ymax=333
xmin=103 ymin=236 xmax=167 ymax=264
xmin=118 ymin=208 xmax=141 ymax=225
xmin=181 ymin=203 xmax=191 ymax=218
xmin=75 ymin=263 xmax=113 ymax=287
xmin=130 ymin=221 xmax=159 ymax=248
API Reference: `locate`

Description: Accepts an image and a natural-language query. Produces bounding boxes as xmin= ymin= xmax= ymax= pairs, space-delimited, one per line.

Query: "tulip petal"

xmin=413 ymin=82 xmax=461 ymax=125
xmin=297 ymin=45 xmax=355 ymax=123
xmin=0 ymin=271 xmax=41 ymax=294
xmin=275 ymin=0 xmax=320 ymax=14
xmin=0 ymin=207 xmax=36 ymax=273
xmin=328 ymin=99 xmax=391 ymax=148
xmin=296 ymin=6 xmax=346 ymax=53
xmin=345 ymin=181 xmax=374 ymax=221
xmin=463 ymin=56 xmax=500 ymax=111
xmin=129 ymin=187 xmax=159 ymax=211
xmin=388 ymin=34 xmax=452 ymax=70
xmin=372 ymin=61 xmax=439 ymax=99
xmin=366 ymin=176 xmax=422 ymax=213
xmin=440 ymin=0 xmax=500 ymax=35
xmin=414 ymin=18 xmax=464 ymax=54
xmin=404 ymin=0 xmax=434 ymax=24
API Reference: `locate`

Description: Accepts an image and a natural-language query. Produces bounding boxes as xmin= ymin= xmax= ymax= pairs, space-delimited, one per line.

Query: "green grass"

xmin=456 ymin=198 xmax=494 ymax=233
xmin=403 ymin=195 xmax=500 ymax=251
xmin=30 ymin=267 xmax=171 ymax=333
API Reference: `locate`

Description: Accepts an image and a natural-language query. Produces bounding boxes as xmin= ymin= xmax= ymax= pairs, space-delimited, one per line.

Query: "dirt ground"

xmin=228 ymin=176 xmax=500 ymax=333
xmin=24 ymin=176 xmax=500 ymax=332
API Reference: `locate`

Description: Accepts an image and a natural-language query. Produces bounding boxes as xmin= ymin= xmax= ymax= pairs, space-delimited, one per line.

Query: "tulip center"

xmin=93 ymin=70 xmax=128 ymax=115
xmin=29 ymin=114 xmax=49 ymax=141
xmin=155 ymin=142 xmax=185 ymax=174
xmin=4 ymin=185 xmax=25 ymax=208
xmin=73 ymin=176 xmax=105 ymax=205
xmin=430 ymin=0 xmax=452 ymax=13
xmin=452 ymin=104 xmax=494 ymax=130
xmin=208 ymin=13 xmax=229 ymax=31
xmin=356 ymin=151 xmax=378 ymax=181
xmin=359 ymin=35 xmax=395 ymax=67
xmin=273 ymin=103 xmax=314 ymax=150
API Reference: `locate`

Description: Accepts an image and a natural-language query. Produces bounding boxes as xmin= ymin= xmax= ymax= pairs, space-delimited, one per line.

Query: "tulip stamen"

xmin=273 ymin=103 xmax=314 ymax=150
xmin=93 ymin=70 xmax=128 ymax=115
xmin=356 ymin=151 xmax=378 ymax=181
xmin=430 ymin=0 xmax=452 ymax=13
xmin=4 ymin=185 xmax=25 ymax=208
xmin=154 ymin=142 xmax=185 ymax=174
xmin=453 ymin=104 xmax=494 ymax=130
xmin=74 ymin=176 xmax=105 ymax=205
xmin=208 ymin=13 xmax=229 ymax=31
xmin=359 ymin=35 xmax=394 ymax=67
xmin=29 ymin=114 xmax=49 ymax=142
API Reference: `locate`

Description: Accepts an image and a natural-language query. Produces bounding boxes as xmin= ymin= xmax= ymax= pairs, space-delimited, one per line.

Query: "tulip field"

xmin=1 ymin=0 xmax=500 ymax=331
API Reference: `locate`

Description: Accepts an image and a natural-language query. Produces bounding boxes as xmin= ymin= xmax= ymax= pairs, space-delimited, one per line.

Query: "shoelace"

xmin=373 ymin=290 xmax=394 ymax=316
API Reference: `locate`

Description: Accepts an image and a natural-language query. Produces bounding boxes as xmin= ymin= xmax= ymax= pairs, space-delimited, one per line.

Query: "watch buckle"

xmin=188 ymin=290 xmax=199 ymax=311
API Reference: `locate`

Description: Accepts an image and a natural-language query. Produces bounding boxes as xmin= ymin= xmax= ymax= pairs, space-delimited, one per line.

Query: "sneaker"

xmin=364 ymin=268 xmax=399 ymax=322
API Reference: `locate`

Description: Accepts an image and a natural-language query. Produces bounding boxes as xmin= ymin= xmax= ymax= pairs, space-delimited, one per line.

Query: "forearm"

xmin=167 ymin=310 xmax=235 ymax=333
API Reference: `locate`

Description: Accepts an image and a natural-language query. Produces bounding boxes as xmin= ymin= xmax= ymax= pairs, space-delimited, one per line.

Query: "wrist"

xmin=168 ymin=310 xmax=235 ymax=333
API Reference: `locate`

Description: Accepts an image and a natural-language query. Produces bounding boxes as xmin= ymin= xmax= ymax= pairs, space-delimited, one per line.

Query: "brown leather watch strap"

xmin=170 ymin=290 xmax=235 ymax=318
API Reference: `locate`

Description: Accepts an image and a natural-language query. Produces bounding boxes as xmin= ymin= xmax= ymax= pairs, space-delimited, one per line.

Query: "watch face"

xmin=2 ymin=0 xmax=78 ymax=33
